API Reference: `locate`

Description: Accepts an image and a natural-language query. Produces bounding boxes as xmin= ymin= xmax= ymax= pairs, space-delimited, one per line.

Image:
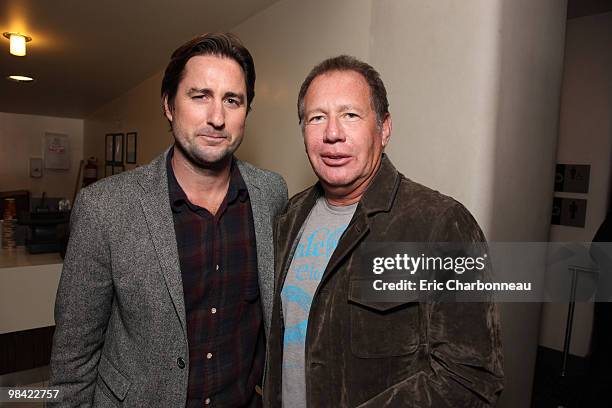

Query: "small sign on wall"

xmin=554 ymin=164 xmax=590 ymax=193
xmin=29 ymin=157 xmax=43 ymax=178
xmin=551 ymin=197 xmax=587 ymax=228
xmin=44 ymin=132 xmax=71 ymax=170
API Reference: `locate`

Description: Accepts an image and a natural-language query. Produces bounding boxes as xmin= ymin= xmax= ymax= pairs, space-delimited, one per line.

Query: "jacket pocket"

xmin=97 ymin=355 xmax=132 ymax=402
xmin=348 ymin=280 xmax=420 ymax=358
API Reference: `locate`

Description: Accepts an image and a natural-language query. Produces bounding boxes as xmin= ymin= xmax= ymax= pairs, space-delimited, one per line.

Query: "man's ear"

xmin=163 ymin=96 xmax=173 ymax=123
xmin=381 ymin=113 xmax=392 ymax=147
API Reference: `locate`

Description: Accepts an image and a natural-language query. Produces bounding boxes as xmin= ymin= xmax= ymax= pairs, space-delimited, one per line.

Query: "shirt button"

xmin=177 ymin=357 xmax=185 ymax=369
xmin=204 ymin=398 xmax=211 ymax=405
xmin=211 ymin=307 xmax=217 ymax=314
xmin=215 ymin=264 xmax=219 ymax=271
xmin=206 ymin=352 xmax=213 ymax=359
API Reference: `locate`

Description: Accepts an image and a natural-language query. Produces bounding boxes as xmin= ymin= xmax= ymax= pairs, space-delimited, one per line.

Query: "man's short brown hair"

xmin=297 ymin=55 xmax=389 ymax=126
xmin=161 ymin=33 xmax=255 ymax=116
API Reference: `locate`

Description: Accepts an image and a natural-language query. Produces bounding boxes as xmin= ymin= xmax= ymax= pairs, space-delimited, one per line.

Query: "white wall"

xmin=0 ymin=112 xmax=84 ymax=199
xmin=490 ymin=3 xmax=567 ymax=406
xmin=370 ymin=1 xmax=567 ymax=407
xmin=370 ymin=0 xmax=500 ymax=226
xmin=540 ymin=11 xmax=612 ymax=357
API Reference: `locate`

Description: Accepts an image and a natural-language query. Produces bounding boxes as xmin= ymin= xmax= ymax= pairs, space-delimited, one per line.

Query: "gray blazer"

xmin=49 ymin=149 xmax=288 ymax=407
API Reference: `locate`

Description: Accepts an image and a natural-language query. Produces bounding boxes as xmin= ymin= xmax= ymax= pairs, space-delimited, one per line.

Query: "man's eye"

xmin=343 ymin=112 xmax=360 ymax=120
xmin=308 ymin=115 xmax=325 ymax=123
xmin=225 ymin=98 xmax=242 ymax=107
xmin=191 ymin=95 xmax=206 ymax=100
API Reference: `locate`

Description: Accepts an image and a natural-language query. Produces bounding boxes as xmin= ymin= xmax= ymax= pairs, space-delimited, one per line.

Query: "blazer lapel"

xmin=136 ymin=149 xmax=186 ymax=335
xmin=237 ymin=161 xmax=275 ymax=336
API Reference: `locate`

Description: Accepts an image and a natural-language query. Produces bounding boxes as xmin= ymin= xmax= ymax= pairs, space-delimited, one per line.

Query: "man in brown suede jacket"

xmin=264 ymin=56 xmax=504 ymax=407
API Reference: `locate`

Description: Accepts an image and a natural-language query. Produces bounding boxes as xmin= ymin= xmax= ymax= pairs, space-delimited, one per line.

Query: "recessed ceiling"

xmin=0 ymin=0 xmax=279 ymax=118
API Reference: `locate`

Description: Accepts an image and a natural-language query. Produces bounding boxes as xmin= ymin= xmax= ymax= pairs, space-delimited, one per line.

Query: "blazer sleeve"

xmin=358 ymin=204 xmax=505 ymax=408
xmin=49 ymin=187 xmax=114 ymax=406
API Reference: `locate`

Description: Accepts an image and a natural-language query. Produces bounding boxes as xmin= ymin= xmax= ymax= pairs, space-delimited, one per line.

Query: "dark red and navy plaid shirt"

xmin=167 ymin=150 xmax=264 ymax=407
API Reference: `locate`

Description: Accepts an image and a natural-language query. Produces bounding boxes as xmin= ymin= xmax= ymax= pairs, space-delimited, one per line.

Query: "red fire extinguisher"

xmin=83 ymin=157 xmax=98 ymax=187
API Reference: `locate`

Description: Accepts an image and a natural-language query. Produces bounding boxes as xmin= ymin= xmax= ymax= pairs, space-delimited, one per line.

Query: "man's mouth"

xmin=321 ymin=153 xmax=351 ymax=166
xmin=199 ymin=133 xmax=227 ymax=143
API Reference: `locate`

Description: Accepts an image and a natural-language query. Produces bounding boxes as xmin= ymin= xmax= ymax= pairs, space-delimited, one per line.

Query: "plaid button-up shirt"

xmin=167 ymin=150 xmax=264 ymax=407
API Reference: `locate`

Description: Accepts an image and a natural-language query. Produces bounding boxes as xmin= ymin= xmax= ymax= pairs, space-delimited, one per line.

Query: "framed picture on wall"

xmin=105 ymin=164 xmax=125 ymax=177
xmin=113 ymin=133 xmax=124 ymax=163
xmin=105 ymin=134 xmax=114 ymax=163
xmin=126 ymin=132 xmax=137 ymax=164
xmin=105 ymin=133 xmax=124 ymax=164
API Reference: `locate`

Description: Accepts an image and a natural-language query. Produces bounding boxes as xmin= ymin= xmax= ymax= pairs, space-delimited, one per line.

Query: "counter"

xmin=0 ymin=247 xmax=62 ymax=334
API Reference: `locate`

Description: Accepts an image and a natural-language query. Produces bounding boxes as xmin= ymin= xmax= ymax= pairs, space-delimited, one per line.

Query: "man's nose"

xmin=207 ymin=100 xmax=225 ymax=129
xmin=323 ymin=116 xmax=345 ymax=143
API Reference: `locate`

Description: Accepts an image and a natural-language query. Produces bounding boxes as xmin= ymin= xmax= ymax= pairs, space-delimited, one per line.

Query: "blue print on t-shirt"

xmin=282 ymin=223 xmax=348 ymax=347
xmin=293 ymin=226 xmax=346 ymax=261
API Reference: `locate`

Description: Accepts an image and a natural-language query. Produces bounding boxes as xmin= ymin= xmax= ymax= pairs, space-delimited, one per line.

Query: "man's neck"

xmin=323 ymin=191 xmax=362 ymax=207
xmin=171 ymin=148 xmax=232 ymax=214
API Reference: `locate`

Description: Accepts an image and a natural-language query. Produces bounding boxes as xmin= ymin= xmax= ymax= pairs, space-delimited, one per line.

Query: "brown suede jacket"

xmin=264 ymin=155 xmax=504 ymax=407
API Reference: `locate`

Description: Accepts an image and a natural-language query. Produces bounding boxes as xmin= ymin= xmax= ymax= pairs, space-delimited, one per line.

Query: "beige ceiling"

xmin=0 ymin=0 xmax=279 ymax=118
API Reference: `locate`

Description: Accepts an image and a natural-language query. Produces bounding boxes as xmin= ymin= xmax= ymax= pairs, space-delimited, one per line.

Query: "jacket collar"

xmin=281 ymin=153 xmax=401 ymax=218
xmin=358 ymin=153 xmax=401 ymax=216
xmin=136 ymin=146 xmax=171 ymax=194
xmin=136 ymin=145 xmax=260 ymax=193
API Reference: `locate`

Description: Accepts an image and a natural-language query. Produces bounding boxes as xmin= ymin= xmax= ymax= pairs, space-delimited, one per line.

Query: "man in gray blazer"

xmin=50 ymin=33 xmax=287 ymax=407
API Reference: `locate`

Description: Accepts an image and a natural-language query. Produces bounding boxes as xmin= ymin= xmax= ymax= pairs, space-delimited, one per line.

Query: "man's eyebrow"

xmin=304 ymin=105 xmax=361 ymax=117
xmin=187 ymin=87 xmax=211 ymax=95
xmin=304 ymin=107 xmax=326 ymax=117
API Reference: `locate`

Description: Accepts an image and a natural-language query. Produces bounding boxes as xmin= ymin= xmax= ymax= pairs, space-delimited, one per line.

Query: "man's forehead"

xmin=312 ymin=69 xmax=367 ymax=86
xmin=305 ymin=70 xmax=371 ymax=109
xmin=185 ymin=54 xmax=239 ymax=68
xmin=180 ymin=55 xmax=246 ymax=87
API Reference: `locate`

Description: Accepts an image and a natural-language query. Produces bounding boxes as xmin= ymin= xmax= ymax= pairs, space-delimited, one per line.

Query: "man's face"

xmin=164 ymin=55 xmax=247 ymax=167
xmin=302 ymin=70 xmax=391 ymax=197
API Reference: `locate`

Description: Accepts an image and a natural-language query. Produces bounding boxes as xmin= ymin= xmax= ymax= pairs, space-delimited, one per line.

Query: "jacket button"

xmin=177 ymin=357 xmax=185 ymax=369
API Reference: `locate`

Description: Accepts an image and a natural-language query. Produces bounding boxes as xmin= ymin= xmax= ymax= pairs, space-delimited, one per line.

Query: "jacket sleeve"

xmin=358 ymin=204 xmax=504 ymax=408
xmin=49 ymin=188 xmax=114 ymax=406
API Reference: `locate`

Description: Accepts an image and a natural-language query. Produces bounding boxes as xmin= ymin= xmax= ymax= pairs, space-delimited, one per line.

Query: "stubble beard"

xmin=174 ymin=132 xmax=239 ymax=172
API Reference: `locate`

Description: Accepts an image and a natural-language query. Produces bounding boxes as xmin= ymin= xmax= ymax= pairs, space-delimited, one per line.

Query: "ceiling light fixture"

xmin=3 ymin=32 xmax=32 ymax=56
xmin=7 ymin=75 xmax=34 ymax=82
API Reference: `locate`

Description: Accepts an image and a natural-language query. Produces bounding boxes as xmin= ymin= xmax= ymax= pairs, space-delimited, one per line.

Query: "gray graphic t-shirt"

xmin=281 ymin=197 xmax=357 ymax=408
